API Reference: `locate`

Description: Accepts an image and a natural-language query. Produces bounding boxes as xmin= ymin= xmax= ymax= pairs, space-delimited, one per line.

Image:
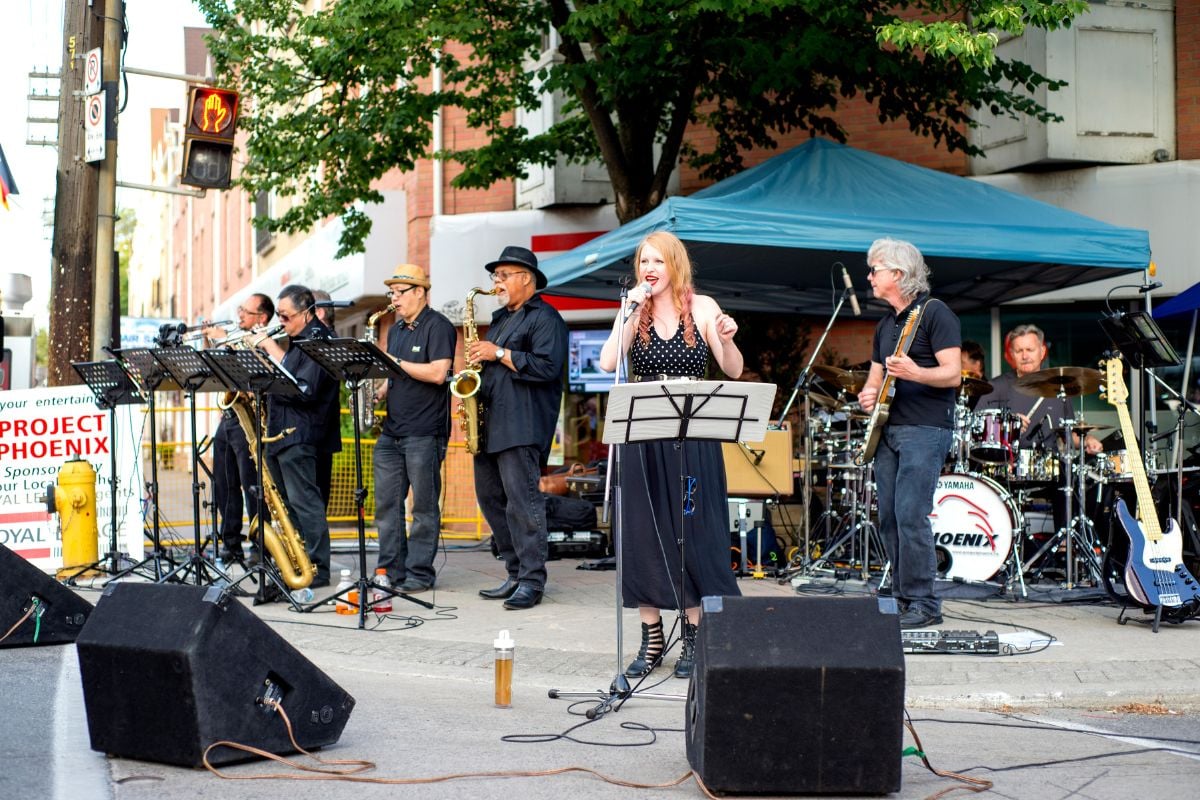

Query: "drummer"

xmin=960 ymin=340 xmax=986 ymax=410
xmin=976 ymin=324 xmax=1103 ymax=456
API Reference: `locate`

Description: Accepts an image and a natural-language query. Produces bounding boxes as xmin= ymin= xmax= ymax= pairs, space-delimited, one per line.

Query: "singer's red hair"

xmin=635 ymin=231 xmax=697 ymax=349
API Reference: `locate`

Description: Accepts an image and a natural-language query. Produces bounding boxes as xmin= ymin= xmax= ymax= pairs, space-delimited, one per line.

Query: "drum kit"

xmin=796 ymin=363 xmax=1158 ymax=592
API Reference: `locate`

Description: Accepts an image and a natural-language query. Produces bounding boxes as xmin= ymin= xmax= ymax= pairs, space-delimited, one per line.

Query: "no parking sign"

xmin=85 ymin=91 xmax=105 ymax=162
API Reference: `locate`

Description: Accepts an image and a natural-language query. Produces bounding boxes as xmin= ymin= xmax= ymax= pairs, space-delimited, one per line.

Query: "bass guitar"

xmin=854 ymin=303 xmax=925 ymax=466
xmin=1102 ymin=357 xmax=1200 ymax=625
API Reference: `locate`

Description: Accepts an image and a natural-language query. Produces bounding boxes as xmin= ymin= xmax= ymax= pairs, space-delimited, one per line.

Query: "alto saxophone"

xmin=449 ymin=287 xmax=497 ymax=455
xmin=358 ymin=303 xmax=397 ymax=434
xmin=226 ymin=387 xmax=317 ymax=590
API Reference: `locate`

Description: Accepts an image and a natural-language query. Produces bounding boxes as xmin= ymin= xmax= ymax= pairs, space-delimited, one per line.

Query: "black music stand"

xmin=151 ymin=346 xmax=235 ymax=587
xmin=205 ymin=347 xmax=315 ymax=607
xmin=111 ymin=347 xmax=183 ymax=581
xmin=293 ymin=338 xmax=434 ymax=627
xmin=60 ymin=360 xmax=145 ymax=584
xmin=551 ymin=378 xmax=775 ymax=717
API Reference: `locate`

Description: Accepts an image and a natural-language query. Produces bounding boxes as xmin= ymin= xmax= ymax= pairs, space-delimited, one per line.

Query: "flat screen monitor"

xmin=568 ymin=328 xmax=617 ymax=393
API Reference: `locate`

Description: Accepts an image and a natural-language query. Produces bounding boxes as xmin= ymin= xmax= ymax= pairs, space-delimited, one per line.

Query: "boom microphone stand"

xmin=777 ymin=274 xmax=856 ymax=561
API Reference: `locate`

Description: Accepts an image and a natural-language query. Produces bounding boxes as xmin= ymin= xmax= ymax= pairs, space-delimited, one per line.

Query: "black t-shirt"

xmin=870 ymin=295 xmax=960 ymax=429
xmin=381 ymin=306 xmax=457 ymax=438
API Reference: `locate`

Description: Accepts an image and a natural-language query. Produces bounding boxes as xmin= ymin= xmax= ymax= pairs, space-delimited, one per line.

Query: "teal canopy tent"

xmin=540 ymin=139 xmax=1150 ymax=314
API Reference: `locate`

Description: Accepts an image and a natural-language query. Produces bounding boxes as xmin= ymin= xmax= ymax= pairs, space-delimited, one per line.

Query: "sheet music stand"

xmin=551 ymin=378 xmax=775 ymax=716
xmin=1099 ymin=311 xmax=1182 ymax=370
xmin=60 ymin=360 xmax=146 ymax=584
xmin=293 ymin=338 xmax=434 ymax=627
xmin=111 ymin=347 xmax=182 ymax=580
xmin=150 ymin=346 xmax=235 ymax=587
xmin=205 ymin=346 xmax=312 ymax=607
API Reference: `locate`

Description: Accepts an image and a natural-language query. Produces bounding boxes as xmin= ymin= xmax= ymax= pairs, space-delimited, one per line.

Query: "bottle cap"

xmin=375 ymin=567 xmax=387 ymax=575
xmin=339 ymin=568 xmax=351 ymax=577
xmin=494 ymin=629 xmax=514 ymax=649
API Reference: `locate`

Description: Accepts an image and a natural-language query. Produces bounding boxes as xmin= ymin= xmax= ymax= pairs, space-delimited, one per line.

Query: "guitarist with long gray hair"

xmin=856 ymin=238 xmax=961 ymax=629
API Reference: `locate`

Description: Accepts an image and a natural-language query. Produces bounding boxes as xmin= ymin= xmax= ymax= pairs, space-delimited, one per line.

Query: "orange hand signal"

xmin=201 ymin=93 xmax=230 ymax=133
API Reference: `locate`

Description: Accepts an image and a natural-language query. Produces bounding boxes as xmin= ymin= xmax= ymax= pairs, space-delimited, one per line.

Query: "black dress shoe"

xmin=503 ymin=584 xmax=543 ymax=610
xmin=479 ymin=578 xmax=520 ymax=599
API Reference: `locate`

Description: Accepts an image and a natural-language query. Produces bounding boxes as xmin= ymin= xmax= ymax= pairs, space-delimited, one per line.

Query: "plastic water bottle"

xmin=334 ymin=569 xmax=355 ymax=615
xmin=494 ymin=629 xmax=514 ymax=708
xmin=290 ymin=587 xmax=315 ymax=604
xmin=371 ymin=568 xmax=393 ymax=613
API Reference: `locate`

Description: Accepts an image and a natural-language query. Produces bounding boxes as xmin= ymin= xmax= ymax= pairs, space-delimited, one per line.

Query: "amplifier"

xmin=722 ymin=424 xmax=794 ymax=496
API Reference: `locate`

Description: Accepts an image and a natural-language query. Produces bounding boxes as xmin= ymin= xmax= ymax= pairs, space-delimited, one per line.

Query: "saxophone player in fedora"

xmin=372 ymin=264 xmax=456 ymax=594
xmin=467 ymin=246 xmax=568 ymax=610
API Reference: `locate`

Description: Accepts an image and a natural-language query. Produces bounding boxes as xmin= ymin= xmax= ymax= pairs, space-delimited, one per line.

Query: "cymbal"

xmin=958 ymin=376 xmax=993 ymax=397
xmin=813 ymin=364 xmax=869 ymax=393
xmin=1070 ymin=422 xmax=1112 ymax=434
xmin=1014 ymin=366 xmax=1102 ymax=398
xmin=808 ymin=391 xmax=841 ymax=410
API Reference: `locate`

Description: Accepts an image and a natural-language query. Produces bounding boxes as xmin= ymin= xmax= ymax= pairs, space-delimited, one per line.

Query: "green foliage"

xmin=115 ymin=206 xmax=136 ymax=315
xmin=197 ymin=0 xmax=1088 ymax=256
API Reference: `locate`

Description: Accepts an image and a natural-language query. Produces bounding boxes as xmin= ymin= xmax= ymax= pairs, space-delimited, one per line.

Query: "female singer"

xmin=599 ymin=231 xmax=744 ymax=679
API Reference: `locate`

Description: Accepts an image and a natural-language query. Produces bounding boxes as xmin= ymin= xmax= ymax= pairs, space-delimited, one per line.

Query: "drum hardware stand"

xmin=59 ymin=360 xmax=147 ymax=584
xmin=292 ymin=338 xmax=436 ymax=625
xmin=150 ymin=346 xmax=236 ymax=588
xmin=797 ymin=462 xmax=883 ymax=581
xmin=1021 ymin=412 xmax=1102 ymax=588
xmin=550 ymin=366 xmax=776 ymax=718
xmin=776 ymin=273 xmax=856 ymax=564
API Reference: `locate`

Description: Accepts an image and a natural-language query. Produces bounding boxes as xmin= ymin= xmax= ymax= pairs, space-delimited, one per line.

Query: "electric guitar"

xmin=854 ymin=303 xmax=925 ymax=466
xmin=1102 ymin=357 xmax=1200 ymax=614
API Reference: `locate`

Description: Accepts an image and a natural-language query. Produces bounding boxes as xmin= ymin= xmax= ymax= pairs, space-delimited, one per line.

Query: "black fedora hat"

xmin=485 ymin=245 xmax=547 ymax=290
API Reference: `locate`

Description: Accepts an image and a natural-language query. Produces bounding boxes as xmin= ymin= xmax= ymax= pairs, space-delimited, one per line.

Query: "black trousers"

xmin=212 ymin=415 xmax=264 ymax=551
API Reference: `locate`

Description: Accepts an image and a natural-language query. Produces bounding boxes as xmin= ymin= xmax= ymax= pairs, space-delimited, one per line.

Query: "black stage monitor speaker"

xmin=76 ymin=582 xmax=355 ymax=767
xmin=0 ymin=544 xmax=94 ymax=648
xmin=686 ymin=595 xmax=905 ymax=795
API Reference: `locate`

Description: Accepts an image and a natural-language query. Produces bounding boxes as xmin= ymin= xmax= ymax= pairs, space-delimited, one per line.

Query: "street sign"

xmin=84 ymin=46 xmax=102 ymax=95
xmin=85 ymin=90 xmax=105 ymax=162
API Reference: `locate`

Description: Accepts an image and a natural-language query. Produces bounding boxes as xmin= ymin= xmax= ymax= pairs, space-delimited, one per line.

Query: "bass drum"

xmin=929 ymin=472 xmax=1021 ymax=582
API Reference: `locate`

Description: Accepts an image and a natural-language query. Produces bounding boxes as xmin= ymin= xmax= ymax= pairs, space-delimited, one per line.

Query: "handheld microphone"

xmin=839 ymin=263 xmax=861 ymax=316
xmin=623 ymin=282 xmax=653 ymax=321
xmin=313 ymin=300 xmax=355 ymax=308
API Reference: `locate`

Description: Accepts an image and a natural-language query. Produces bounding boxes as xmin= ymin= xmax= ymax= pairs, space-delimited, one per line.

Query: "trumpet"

xmin=183 ymin=320 xmax=236 ymax=342
xmin=212 ymin=323 xmax=284 ymax=347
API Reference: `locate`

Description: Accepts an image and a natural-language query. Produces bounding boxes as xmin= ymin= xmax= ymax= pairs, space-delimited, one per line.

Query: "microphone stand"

xmin=777 ymin=285 xmax=855 ymax=562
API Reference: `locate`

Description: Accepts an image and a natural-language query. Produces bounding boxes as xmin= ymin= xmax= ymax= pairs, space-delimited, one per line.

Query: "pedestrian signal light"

xmin=181 ymin=86 xmax=240 ymax=189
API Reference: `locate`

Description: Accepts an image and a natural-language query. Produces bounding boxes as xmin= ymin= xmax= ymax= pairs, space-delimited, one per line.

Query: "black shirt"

xmin=267 ymin=318 xmax=342 ymax=454
xmin=382 ymin=305 xmax=456 ymax=438
xmin=976 ymin=371 xmax=1074 ymax=450
xmin=479 ymin=294 xmax=568 ymax=457
xmin=870 ymin=294 xmax=960 ymax=429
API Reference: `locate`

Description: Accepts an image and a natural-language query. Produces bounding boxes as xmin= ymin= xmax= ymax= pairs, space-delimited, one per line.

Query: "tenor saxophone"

xmin=449 ymin=287 xmax=497 ymax=455
xmin=226 ymin=392 xmax=316 ymax=590
xmin=358 ymin=303 xmax=397 ymax=433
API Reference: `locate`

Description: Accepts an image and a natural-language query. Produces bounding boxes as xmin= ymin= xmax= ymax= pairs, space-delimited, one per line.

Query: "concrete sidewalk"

xmin=5 ymin=544 xmax=1200 ymax=800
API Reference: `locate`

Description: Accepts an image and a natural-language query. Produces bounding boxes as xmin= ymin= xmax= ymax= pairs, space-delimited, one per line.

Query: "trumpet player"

xmin=203 ymin=294 xmax=275 ymax=566
xmin=468 ymin=246 xmax=567 ymax=611
xmin=373 ymin=265 xmax=456 ymax=594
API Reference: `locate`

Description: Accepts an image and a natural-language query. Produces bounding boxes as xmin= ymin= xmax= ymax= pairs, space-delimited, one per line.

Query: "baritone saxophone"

xmin=449 ymin=287 xmax=497 ymax=454
xmin=226 ymin=393 xmax=316 ymax=590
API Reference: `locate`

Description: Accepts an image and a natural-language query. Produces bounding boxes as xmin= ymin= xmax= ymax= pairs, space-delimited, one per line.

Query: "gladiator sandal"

xmin=624 ymin=620 xmax=665 ymax=678
xmin=674 ymin=620 xmax=698 ymax=679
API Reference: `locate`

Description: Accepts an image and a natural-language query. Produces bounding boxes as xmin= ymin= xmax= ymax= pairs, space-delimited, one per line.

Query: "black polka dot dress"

xmin=621 ymin=324 xmax=740 ymax=610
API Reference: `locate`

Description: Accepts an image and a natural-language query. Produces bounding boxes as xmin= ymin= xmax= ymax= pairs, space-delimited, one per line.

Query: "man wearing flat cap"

xmin=373 ymin=264 xmax=457 ymax=593
xmin=468 ymin=246 xmax=568 ymax=610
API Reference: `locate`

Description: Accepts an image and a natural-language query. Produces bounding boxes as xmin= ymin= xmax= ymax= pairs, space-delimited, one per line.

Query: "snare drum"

xmin=1096 ymin=450 xmax=1133 ymax=481
xmin=1012 ymin=448 xmax=1060 ymax=483
xmin=970 ymin=409 xmax=1019 ymax=464
xmin=929 ymin=472 xmax=1021 ymax=582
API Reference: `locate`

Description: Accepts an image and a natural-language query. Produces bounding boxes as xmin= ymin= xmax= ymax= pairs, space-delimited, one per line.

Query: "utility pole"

xmin=48 ymin=0 xmax=103 ymax=385
xmin=92 ymin=0 xmax=124 ymax=359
